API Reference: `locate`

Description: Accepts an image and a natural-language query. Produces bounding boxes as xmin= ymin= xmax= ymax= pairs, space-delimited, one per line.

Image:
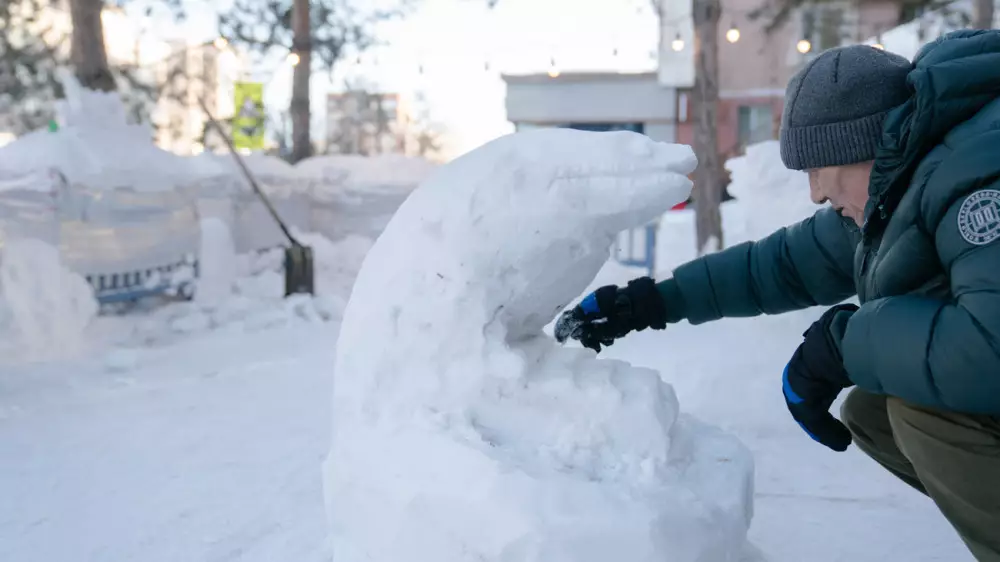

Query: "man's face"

xmin=807 ymin=162 xmax=874 ymax=226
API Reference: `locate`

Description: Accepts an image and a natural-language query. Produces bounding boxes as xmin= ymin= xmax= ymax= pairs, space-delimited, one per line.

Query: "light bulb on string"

xmin=547 ymin=57 xmax=560 ymax=78
xmin=726 ymin=23 xmax=740 ymax=43
xmin=671 ymin=33 xmax=685 ymax=52
xmin=872 ymin=34 xmax=885 ymax=50
xmin=796 ymin=38 xmax=812 ymax=54
xmin=213 ymin=37 xmax=228 ymax=49
xmin=287 ymin=52 xmax=301 ymax=66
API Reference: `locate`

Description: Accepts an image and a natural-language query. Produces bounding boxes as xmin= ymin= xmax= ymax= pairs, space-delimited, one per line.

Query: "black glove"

xmin=554 ymin=277 xmax=667 ymax=353
xmin=783 ymin=303 xmax=859 ymax=452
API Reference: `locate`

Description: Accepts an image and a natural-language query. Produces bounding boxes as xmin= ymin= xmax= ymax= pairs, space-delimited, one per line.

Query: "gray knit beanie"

xmin=779 ymin=45 xmax=912 ymax=170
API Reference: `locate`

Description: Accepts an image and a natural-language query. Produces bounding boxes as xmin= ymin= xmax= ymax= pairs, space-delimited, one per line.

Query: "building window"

xmin=737 ymin=105 xmax=774 ymax=151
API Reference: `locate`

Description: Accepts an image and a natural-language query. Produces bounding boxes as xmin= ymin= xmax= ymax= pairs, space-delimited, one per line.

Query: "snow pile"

xmin=0 ymin=71 xmax=216 ymax=191
xmin=119 ymin=232 xmax=371 ymax=349
xmin=324 ymin=129 xmax=755 ymax=561
xmin=655 ymin=140 xmax=821 ymax=274
xmin=723 ymin=140 xmax=818 ymax=244
xmin=194 ymin=152 xmax=296 ymax=181
xmin=296 ymin=153 xmax=437 ymax=190
xmin=195 ymin=218 xmax=237 ymax=304
xmin=0 ymin=238 xmax=97 ymax=358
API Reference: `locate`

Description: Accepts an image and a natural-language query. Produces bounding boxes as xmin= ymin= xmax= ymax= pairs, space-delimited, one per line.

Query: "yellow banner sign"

xmin=233 ymin=82 xmax=265 ymax=150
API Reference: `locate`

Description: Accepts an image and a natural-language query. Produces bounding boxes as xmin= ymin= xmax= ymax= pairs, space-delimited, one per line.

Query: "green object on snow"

xmin=48 ymin=120 xmax=58 ymax=132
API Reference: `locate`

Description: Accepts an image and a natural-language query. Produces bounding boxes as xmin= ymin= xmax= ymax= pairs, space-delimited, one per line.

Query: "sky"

xmin=127 ymin=0 xmax=660 ymax=158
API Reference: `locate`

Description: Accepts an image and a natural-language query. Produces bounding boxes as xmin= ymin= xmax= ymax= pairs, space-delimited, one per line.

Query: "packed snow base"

xmin=325 ymin=129 xmax=755 ymax=561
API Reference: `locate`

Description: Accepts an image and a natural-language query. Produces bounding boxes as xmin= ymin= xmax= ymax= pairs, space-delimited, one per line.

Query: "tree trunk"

xmin=972 ymin=0 xmax=995 ymax=29
xmin=289 ymin=0 xmax=313 ymax=163
xmin=692 ymin=0 xmax=724 ymax=255
xmin=69 ymin=0 xmax=115 ymax=91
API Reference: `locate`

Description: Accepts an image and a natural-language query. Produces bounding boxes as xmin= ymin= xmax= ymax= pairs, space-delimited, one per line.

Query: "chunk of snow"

xmin=195 ymin=218 xmax=237 ymax=305
xmin=324 ymin=129 xmax=755 ymax=561
xmin=0 ymin=238 xmax=97 ymax=358
xmin=724 ymin=141 xmax=819 ymax=243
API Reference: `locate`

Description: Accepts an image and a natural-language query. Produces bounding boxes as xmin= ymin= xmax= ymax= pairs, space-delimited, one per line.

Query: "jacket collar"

xmin=863 ymin=29 xmax=1000 ymax=239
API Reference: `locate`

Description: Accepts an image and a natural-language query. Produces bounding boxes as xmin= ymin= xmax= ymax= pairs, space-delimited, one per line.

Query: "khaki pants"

xmin=841 ymin=389 xmax=1000 ymax=561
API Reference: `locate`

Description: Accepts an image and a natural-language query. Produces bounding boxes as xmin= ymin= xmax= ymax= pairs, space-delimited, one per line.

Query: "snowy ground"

xmin=0 ymin=280 xmax=970 ymax=562
xmin=0 ymin=141 xmax=975 ymax=561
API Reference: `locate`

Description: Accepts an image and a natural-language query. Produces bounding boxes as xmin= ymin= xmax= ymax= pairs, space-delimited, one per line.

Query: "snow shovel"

xmin=198 ymin=98 xmax=315 ymax=297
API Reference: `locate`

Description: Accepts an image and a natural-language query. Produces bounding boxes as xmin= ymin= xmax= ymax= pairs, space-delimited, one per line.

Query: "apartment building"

xmin=326 ymin=91 xmax=413 ymax=155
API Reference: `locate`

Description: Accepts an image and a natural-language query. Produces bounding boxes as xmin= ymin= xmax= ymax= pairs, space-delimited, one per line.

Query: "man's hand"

xmin=782 ymin=303 xmax=859 ymax=452
xmin=554 ymin=277 xmax=667 ymax=353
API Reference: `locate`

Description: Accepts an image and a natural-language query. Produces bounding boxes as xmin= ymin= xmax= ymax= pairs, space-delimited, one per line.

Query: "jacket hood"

xmin=866 ymin=29 xmax=1000 ymax=235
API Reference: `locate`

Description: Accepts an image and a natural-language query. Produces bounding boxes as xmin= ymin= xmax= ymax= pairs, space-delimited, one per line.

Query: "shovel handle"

xmin=197 ymin=96 xmax=300 ymax=248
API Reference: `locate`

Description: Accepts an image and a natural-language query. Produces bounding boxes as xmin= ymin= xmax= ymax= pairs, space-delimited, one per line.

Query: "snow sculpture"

xmin=324 ymin=128 xmax=756 ymax=561
xmin=0 ymin=69 xmax=218 ymax=191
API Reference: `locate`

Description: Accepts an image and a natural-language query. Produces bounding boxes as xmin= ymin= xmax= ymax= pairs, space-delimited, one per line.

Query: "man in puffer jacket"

xmin=556 ymin=30 xmax=1000 ymax=560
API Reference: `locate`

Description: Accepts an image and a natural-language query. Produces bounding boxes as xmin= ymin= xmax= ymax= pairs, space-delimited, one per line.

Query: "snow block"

xmin=324 ymin=129 xmax=755 ymax=561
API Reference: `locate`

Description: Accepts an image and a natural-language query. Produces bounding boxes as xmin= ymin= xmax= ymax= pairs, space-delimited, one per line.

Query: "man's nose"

xmin=808 ymin=180 xmax=826 ymax=205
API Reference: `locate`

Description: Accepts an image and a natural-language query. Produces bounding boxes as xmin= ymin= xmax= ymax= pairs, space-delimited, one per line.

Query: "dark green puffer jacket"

xmin=656 ymin=29 xmax=1000 ymax=414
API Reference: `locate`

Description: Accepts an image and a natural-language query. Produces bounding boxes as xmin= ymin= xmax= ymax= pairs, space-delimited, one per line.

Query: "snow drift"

xmin=0 ymin=238 xmax=97 ymax=358
xmin=324 ymin=128 xmax=755 ymax=561
xmin=724 ymin=141 xmax=817 ymax=244
xmin=296 ymin=153 xmax=437 ymax=190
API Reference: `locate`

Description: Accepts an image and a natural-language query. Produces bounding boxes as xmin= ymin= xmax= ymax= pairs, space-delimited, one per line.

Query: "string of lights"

xmin=212 ymin=5 xmax=890 ymax=82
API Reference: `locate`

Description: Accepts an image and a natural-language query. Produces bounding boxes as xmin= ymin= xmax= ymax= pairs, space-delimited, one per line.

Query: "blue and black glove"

xmin=554 ymin=277 xmax=668 ymax=353
xmin=783 ymin=303 xmax=859 ymax=452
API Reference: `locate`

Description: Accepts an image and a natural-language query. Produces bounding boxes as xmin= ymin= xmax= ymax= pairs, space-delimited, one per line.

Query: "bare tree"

xmin=0 ymin=0 xmax=67 ymax=133
xmin=68 ymin=0 xmax=114 ymax=91
xmin=972 ymin=0 xmax=994 ymax=28
xmin=648 ymin=0 xmax=724 ymax=253
xmin=414 ymin=127 xmax=442 ymax=158
xmin=752 ymin=0 xmax=968 ymax=34
xmin=219 ymin=0 xmax=406 ymax=163
xmin=691 ymin=0 xmax=724 ymax=254
xmin=290 ymin=0 xmax=312 ymax=162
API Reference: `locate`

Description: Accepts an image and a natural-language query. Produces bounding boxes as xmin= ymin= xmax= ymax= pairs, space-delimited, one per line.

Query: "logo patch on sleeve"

xmin=957 ymin=189 xmax=1000 ymax=246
